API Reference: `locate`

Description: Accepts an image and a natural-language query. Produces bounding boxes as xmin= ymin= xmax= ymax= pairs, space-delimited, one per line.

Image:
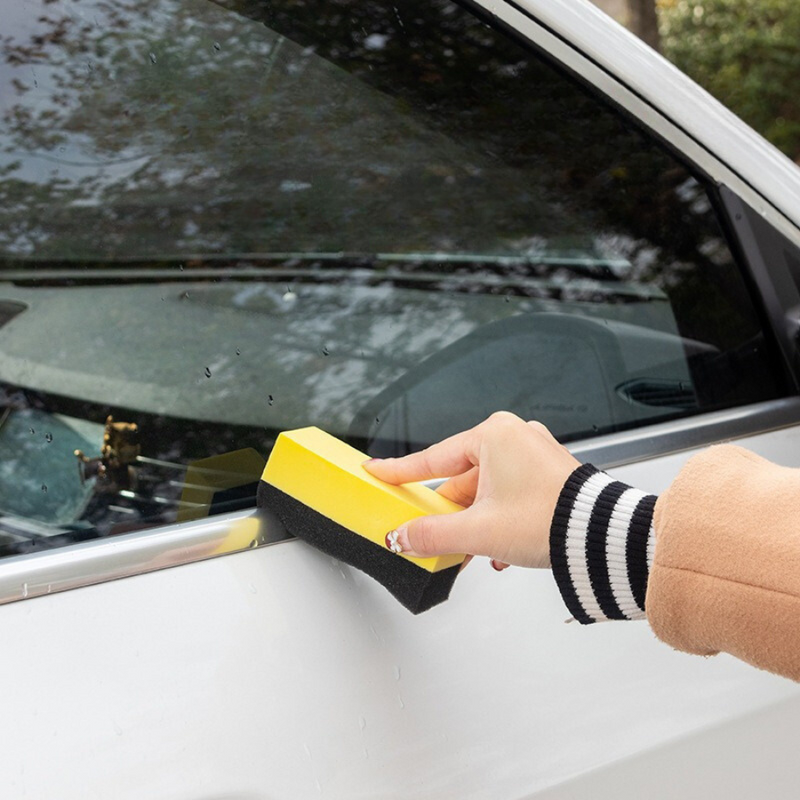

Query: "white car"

xmin=2 ymin=0 xmax=800 ymax=797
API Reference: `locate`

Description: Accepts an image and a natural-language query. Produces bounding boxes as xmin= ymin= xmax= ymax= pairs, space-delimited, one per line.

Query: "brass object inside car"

xmin=75 ymin=416 xmax=140 ymax=493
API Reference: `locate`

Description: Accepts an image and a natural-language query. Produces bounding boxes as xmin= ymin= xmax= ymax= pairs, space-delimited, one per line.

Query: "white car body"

xmin=2 ymin=0 xmax=800 ymax=797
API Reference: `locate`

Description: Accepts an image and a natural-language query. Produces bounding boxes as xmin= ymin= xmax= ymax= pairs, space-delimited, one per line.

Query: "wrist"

xmin=549 ymin=464 xmax=657 ymax=624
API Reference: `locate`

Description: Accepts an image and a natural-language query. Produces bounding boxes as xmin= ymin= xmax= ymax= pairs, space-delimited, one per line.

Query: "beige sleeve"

xmin=647 ymin=444 xmax=800 ymax=682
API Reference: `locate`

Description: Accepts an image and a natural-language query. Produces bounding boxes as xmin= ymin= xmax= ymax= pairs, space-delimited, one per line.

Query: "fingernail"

xmin=385 ymin=526 xmax=409 ymax=554
xmin=385 ymin=530 xmax=402 ymax=553
xmin=490 ymin=560 xmax=507 ymax=572
xmin=363 ymin=458 xmax=381 ymax=464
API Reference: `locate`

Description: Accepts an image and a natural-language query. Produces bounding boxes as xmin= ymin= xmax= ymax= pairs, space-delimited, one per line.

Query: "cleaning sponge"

xmin=257 ymin=427 xmax=466 ymax=613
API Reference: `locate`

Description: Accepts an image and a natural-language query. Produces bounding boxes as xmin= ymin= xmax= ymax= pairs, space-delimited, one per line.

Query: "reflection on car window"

xmin=0 ymin=0 xmax=787 ymax=551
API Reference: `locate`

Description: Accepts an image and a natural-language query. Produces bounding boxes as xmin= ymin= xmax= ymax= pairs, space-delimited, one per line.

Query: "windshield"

xmin=0 ymin=0 xmax=785 ymax=550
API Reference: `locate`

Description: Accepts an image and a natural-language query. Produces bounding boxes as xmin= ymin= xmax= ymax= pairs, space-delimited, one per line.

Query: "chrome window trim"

xmin=0 ymin=508 xmax=292 ymax=606
xmin=0 ymin=398 xmax=797 ymax=606
xmin=570 ymin=397 xmax=800 ymax=468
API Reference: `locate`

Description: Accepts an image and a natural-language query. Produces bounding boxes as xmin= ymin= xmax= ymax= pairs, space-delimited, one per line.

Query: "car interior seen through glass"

xmin=0 ymin=0 xmax=787 ymax=554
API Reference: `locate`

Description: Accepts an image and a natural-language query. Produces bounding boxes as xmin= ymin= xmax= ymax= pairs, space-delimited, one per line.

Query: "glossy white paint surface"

xmin=1 ymin=475 xmax=797 ymax=799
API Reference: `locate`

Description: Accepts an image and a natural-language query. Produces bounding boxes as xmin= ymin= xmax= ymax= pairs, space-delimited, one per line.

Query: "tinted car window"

xmin=0 ymin=0 xmax=786 ymax=550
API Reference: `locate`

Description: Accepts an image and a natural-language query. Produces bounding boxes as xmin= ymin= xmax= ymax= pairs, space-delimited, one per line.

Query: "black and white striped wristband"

xmin=549 ymin=464 xmax=656 ymax=624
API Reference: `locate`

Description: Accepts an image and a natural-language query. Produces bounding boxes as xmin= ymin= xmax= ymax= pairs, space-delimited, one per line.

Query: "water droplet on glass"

xmin=249 ymin=539 xmax=257 ymax=548
xmin=504 ymin=295 xmax=511 ymax=303
xmin=29 ymin=428 xmax=35 ymax=435
xmin=282 ymin=290 xmax=297 ymax=304
xmin=393 ymin=665 xmax=401 ymax=681
xmin=41 ymin=484 xmax=47 ymax=493
xmin=149 ymin=52 xmax=157 ymax=64
xmin=22 ymin=583 xmax=28 ymax=598
xmin=179 ymin=264 xmax=184 ymax=271
xmin=213 ymin=41 xmax=221 ymax=51
xmin=235 ymin=348 xmax=241 ymax=356
xmin=248 ymin=583 xmax=257 ymax=594
xmin=204 ymin=367 xmax=212 ymax=378
xmin=591 ymin=424 xmax=599 ymax=433
xmin=397 ymin=695 xmax=405 ymax=709
xmin=268 ymin=395 xmax=274 ymax=406
xmin=46 ymin=584 xmax=52 ymax=594
xmin=303 ymin=743 xmax=312 ymax=760
xmin=45 ymin=433 xmax=53 ymax=443
xmin=113 ymin=720 xmax=123 ymax=736
xmin=359 ymin=716 xmax=366 ymax=731
xmin=280 ymin=180 xmax=312 ymax=193
xmin=322 ymin=346 xmax=329 ymax=357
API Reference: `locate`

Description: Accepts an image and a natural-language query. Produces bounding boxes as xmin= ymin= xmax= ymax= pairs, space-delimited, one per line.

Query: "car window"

xmin=0 ymin=0 xmax=788 ymax=552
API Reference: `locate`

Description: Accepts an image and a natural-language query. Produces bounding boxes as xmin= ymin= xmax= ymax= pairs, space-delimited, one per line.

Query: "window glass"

xmin=0 ymin=0 xmax=786 ymax=550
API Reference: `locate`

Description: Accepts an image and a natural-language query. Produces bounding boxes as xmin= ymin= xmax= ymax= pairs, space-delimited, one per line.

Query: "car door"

xmin=1 ymin=0 xmax=800 ymax=798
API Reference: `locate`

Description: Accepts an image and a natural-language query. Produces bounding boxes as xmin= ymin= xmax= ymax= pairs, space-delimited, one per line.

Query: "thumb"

xmin=385 ymin=507 xmax=485 ymax=558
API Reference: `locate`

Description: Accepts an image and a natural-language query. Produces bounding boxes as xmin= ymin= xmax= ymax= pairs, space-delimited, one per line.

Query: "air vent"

xmin=617 ymin=379 xmax=697 ymax=409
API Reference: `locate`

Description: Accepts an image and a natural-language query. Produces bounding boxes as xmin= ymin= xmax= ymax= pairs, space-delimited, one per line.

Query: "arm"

xmin=648 ymin=444 xmax=800 ymax=682
xmin=365 ymin=415 xmax=800 ymax=681
xmin=553 ymin=445 xmax=800 ymax=680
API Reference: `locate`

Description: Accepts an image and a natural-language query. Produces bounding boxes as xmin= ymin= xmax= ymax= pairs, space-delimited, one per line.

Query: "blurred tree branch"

xmin=627 ymin=0 xmax=661 ymax=51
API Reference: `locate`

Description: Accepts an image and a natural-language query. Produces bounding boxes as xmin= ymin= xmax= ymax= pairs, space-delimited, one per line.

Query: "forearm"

xmin=549 ymin=446 xmax=800 ymax=682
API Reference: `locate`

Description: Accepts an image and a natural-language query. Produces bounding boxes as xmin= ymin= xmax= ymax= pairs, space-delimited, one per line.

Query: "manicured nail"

xmin=385 ymin=530 xmax=403 ymax=553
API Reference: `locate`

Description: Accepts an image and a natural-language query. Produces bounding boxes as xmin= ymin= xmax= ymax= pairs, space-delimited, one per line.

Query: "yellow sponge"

xmin=257 ymin=427 xmax=466 ymax=613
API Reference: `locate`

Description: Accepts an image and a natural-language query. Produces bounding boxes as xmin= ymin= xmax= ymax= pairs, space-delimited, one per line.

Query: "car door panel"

xmin=1 ymin=423 xmax=799 ymax=798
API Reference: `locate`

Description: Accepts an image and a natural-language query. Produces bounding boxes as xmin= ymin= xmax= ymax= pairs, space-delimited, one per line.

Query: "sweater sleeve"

xmin=549 ymin=463 xmax=657 ymax=624
xmin=647 ymin=444 xmax=800 ymax=682
xmin=551 ymin=446 xmax=800 ymax=682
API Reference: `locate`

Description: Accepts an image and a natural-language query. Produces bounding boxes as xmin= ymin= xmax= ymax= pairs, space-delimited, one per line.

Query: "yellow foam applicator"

xmin=257 ymin=427 xmax=466 ymax=613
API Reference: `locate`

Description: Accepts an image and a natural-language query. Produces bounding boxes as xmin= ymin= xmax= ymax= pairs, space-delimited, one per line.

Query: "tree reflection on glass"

xmin=0 ymin=0 xmax=785 ymax=545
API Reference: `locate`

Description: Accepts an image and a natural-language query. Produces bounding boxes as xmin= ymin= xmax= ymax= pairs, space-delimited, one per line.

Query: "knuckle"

xmin=486 ymin=410 xmax=520 ymax=431
xmin=526 ymin=419 xmax=548 ymax=435
xmin=419 ymin=449 xmax=436 ymax=476
xmin=409 ymin=517 xmax=437 ymax=555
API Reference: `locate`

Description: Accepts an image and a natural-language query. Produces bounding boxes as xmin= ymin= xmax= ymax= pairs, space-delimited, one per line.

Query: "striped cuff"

xmin=550 ymin=464 xmax=657 ymax=624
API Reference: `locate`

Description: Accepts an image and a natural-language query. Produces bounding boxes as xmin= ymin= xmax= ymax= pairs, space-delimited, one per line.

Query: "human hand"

xmin=363 ymin=411 xmax=580 ymax=570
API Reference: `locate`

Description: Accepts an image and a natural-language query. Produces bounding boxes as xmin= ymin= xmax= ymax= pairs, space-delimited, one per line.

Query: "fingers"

xmin=364 ymin=412 xmax=538 ymax=486
xmin=436 ymin=467 xmax=479 ymax=507
xmin=385 ymin=506 xmax=488 ymax=558
xmin=364 ymin=427 xmax=478 ymax=485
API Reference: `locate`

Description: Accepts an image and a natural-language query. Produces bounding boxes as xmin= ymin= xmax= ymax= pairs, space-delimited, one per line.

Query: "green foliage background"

xmin=659 ymin=0 xmax=800 ymax=163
